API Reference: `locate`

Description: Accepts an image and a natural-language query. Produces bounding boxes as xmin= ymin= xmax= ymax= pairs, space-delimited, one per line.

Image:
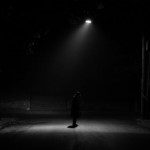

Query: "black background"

xmin=0 ymin=0 xmax=150 ymax=113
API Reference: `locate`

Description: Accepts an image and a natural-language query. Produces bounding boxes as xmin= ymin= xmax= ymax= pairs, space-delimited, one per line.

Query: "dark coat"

xmin=71 ymin=93 xmax=80 ymax=118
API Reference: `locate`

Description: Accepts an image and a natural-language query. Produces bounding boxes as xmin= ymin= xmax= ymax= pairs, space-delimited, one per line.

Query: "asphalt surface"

xmin=0 ymin=117 xmax=150 ymax=150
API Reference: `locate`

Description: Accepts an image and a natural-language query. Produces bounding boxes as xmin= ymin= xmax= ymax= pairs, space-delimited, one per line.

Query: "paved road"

xmin=0 ymin=118 xmax=150 ymax=150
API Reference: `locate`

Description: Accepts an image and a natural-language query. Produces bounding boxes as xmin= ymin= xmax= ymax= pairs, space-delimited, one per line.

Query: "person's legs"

xmin=72 ymin=117 xmax=77 ymax=126
xmin=68 ymin=117 xmax=78 ymax=128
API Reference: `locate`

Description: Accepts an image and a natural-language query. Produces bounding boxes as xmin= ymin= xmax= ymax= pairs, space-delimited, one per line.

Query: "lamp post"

xmin=141 ymin=35 xmax=145 ymax=119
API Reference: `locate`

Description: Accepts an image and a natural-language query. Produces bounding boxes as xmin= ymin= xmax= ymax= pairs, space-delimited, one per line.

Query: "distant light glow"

xmin=85 ymin=19 xmax=92 ymax=24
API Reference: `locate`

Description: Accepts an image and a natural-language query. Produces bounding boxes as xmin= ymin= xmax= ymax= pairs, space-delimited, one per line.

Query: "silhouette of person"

xmin=68 ymin=90 xmax=81 ymax=128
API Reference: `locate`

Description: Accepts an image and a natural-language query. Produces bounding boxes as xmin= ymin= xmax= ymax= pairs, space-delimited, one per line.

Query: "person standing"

xmin=68 ymin=90 xmax=81 ymax=128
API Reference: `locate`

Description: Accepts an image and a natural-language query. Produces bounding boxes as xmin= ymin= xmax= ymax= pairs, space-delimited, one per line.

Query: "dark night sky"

xmin=0 ymin=0 xmax=150 ymax=110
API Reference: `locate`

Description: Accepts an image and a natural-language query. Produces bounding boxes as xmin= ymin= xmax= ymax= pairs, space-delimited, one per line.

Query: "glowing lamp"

xmin=85 ymin=19 xmax=92 ymax=24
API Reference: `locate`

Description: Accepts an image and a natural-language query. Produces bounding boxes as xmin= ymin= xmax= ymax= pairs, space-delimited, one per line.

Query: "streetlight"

xmin=85 ymin=19 xmax=92 ymax=24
